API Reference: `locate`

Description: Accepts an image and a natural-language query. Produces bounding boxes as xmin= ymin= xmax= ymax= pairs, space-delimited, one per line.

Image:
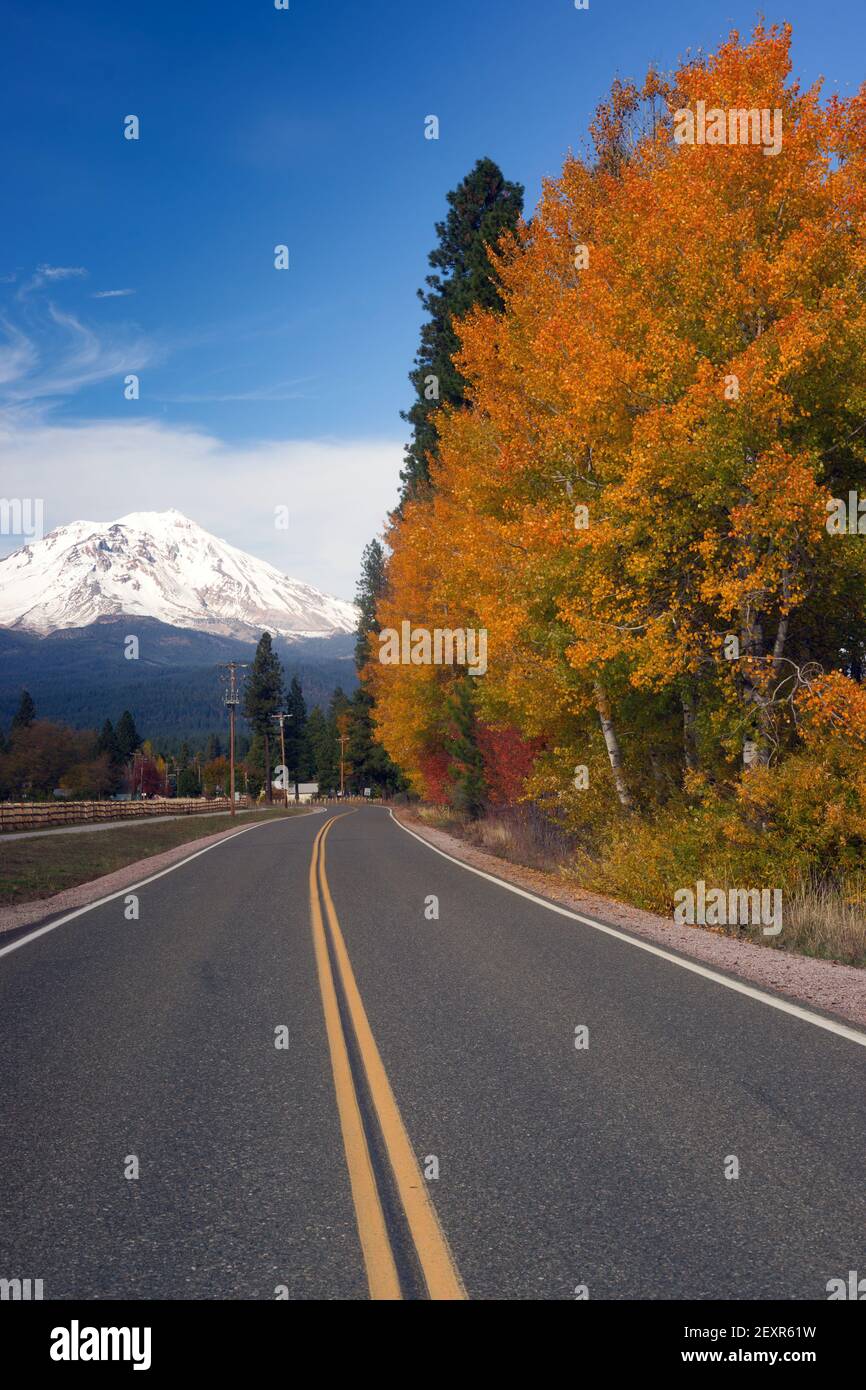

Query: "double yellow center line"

xmin=308 ymin=813 xmax=466 ymax=1301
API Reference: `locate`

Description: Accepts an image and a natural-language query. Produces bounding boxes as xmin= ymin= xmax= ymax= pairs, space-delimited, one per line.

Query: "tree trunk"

xmin=594 ymin=682 xmax=635 ymax=810
xmin=739 ymin=605 xmax=770 ymax=767
xmin=681 ymin=686 xmax=699 ymax=774
xmin=770 ymin=611 xmax=789 ymax=673
xmin=264 ymin=731 xmax=272 ymax=803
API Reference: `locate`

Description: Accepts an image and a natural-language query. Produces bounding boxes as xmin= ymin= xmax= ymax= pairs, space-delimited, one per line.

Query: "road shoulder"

xmin=0 ymin=812 xmax=319 ymax=939
xmin=392 ymin=809 xmax=866 ymax=1032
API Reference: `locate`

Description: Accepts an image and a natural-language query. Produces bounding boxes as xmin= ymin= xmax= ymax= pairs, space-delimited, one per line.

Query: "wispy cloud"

xmin=18 ymin=264 xmax=88 ymax=298
xmin=92 ymin=288 xmax=136 ymax=299
xmin=0 ymin=318 xmax=38 ymax=385
xmin=0 ymin=269 xmax=156 ymax=408
xmin=157 ymin=376 xmax=317 ymax=404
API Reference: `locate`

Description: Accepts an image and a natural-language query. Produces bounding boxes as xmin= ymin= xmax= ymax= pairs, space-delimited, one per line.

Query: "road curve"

xmin=1 ymin=806 xmax=864 ymax=1300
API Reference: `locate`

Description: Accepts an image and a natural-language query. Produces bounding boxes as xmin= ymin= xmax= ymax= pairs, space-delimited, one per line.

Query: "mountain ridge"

xmin=0 ymin=619 xmax=358 ymax=740
xmin=0 ymin=509 xmax=358 ymax=640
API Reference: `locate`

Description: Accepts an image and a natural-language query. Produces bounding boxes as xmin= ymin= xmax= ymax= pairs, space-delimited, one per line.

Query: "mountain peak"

xmin=0 ymin=512 xmax=358 ymax=642
xmin=116 ymin=507 xmax=193 ymax=527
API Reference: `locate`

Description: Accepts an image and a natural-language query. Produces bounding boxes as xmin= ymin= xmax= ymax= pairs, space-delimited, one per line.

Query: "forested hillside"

xmin=0 ymin=620 xmax=357 ymax=740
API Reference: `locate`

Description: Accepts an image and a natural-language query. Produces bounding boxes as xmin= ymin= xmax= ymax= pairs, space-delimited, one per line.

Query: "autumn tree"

xmin=372 ymin=24 xmax=866 ymax=819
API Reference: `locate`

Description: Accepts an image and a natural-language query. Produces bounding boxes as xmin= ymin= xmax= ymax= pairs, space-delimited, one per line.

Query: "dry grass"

xmin=0 ymin=807 xmax=307 ymax=907
xmin=743 ymin=878 xmax=866 ymax=967
xmin=412 ymin=803 xmax=866 ymax=968
xmin=420 ymin=803 xmax=577 ymax=875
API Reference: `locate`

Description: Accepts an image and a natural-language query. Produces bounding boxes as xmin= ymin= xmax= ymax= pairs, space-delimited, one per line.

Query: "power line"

xmin=218 ymin=662 xmax=249 ymax=817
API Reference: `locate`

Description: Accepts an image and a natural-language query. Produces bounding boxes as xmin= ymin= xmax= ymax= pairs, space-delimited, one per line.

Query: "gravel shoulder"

xmin=394 ymin=810 xmax=866 ymax=1032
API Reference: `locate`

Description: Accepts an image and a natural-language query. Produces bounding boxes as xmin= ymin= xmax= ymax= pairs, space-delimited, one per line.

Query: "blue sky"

xmin=1 ymin=0 xmax=865 ymax=595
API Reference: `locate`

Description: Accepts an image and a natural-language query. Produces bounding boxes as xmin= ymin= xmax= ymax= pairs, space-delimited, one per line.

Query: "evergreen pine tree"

xmin=245 ymin=731 xmax=266 ymax=799
xmin=95 ymin=719 xmax=123 ymax=792
xmin=205 ymin=733 xmax=222 ymax=762
xmin=96 ymin=719 xmax=119 ymax=762
xmin=11 ymin=689 xmax=36 ymax=731
xmin=447 ymin=678 xmax=487 ymax=819
xmin=306 ymin=706 xmax=329 ymax=790
xmin=346 ymin=687 xmax=406 ymax=797
xmin=115 ymin=710 xmax=143 ymax=760
xmin=353 ymin=538 xmax=403 ymax=795
xmin=314 ymin=688 xmax=350 ymax=795
xmin=354 ymin=538 xmax=387 ymax=669
xmin=284 ymin=676 xmax=309 ymax=793
xmin=177 ymin=766 xmax=201 ymax=797
xmin=400 ymin=157 xmax=524 ymax=503
xmin=242 ymin=633 xmax=285 ymax=803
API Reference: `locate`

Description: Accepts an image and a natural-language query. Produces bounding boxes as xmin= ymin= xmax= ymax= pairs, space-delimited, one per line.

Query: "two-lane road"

xmin=1 ymin=806 xmax=864 ymax=1299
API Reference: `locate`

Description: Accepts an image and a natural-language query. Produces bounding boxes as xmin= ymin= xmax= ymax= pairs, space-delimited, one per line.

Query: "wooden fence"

xmin=0 ymin=797 xmax=249 ymax=834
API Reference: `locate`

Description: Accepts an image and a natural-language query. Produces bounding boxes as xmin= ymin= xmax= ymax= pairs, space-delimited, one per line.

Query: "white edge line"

xmin=388 ymin=809 xmax=866 ymax=1051
xmin=0 ymin=809 xmax=325 ymax=962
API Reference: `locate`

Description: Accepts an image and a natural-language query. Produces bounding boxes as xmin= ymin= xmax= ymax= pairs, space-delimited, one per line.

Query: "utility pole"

xmin=271 ymin=711 xmax=291 ymax=809
xmin=338 ymin=733 xmax=350 ymax=799
xmin=219 ymin=662 xmax=248 ymax=818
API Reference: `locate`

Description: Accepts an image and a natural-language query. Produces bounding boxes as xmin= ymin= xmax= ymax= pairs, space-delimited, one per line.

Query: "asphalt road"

xmin=1 ymin=806 xmax=864 ymax=1300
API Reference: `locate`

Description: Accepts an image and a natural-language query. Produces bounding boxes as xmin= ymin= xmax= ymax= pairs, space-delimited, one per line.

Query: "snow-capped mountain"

xmin=0 ymin=510 xmax=358 ymax=640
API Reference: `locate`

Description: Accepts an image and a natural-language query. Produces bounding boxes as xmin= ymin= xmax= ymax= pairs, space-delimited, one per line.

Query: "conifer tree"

xmin=284 ymin=676 xmax=310 ymax=793
xmin=96 ymin=719 xmax=122 ymax=767
xmin=306 ymin=706 xmax=330 ymax=792
xmin=115 ymin=710 xmax=142 ymax=761
xmin=355 ymin=539 xmax=387 ymax=670
xmin=447 ymin=679 xmax=487 ymax=819
xmin=400 ymin=157 xmax=524 ymax=503
xmin=242 ymin=633 xmax=285 ymax=803
xmin=11 ymin=689 xmax=36 ymax=731
xmin=204 ymin=733 xmax=222 ymax=762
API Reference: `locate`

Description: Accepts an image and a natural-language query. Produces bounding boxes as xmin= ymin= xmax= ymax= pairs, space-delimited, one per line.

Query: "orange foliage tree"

xmin=370 ymin=25 xmax=866 ymax=814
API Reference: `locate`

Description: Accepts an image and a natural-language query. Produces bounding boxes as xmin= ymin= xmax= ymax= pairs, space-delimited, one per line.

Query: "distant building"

xmin=270 ymin=779 xmax=319 ymax=803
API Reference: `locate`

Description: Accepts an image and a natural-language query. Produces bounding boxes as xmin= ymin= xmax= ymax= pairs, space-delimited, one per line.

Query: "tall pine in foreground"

xmin=242 ymin=633 xmax=285 ymax=803
xmin=399 ymin=156 xmax=524 ymax=504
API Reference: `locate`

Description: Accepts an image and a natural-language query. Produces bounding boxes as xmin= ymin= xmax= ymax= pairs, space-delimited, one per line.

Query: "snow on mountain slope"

xmin=0 ymin=509 xmax=358 ymax=640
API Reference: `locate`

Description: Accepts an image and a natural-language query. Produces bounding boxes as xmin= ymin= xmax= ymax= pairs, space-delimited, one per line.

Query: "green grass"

xmin=0 ymin=807 xmax=311 ymax=907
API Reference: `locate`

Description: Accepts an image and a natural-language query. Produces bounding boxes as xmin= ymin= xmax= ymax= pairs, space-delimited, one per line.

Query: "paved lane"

xmin=324 ymin=808 xmax=866 ymax=1300
xmin=0 ymin=812 xmax=366 ymax=1300
xmin=2 ymin=804 xmax=865 ymax=1300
